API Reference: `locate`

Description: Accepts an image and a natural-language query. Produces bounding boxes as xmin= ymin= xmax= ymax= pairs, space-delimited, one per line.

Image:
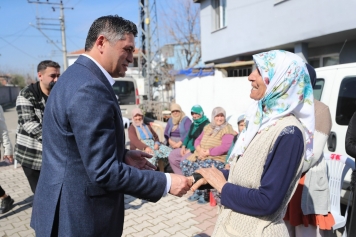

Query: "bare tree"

xmin=160 ymin=0 xmax=201 ymax=70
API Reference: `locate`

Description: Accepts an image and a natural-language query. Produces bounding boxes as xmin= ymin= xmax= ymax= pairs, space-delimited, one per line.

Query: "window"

xmin=227 ymin=67 xmax=252 ymax=77
xmin=336 ymin=76 xmax=356 ymax=125
xmin=212 ymin=0 xmax=226 ymax=30
xmin=112 ymin=81 xmax=136 ymax=105
xmin=308 ymin=54 xmax=339 ymax=68
xmin=313 ymin=79 xmax=324 ymax=101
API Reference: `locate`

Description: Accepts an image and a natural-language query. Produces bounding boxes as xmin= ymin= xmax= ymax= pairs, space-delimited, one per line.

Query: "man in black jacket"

xmin=346 ymin=112 xmax=356 ymax=236
xmin=14 ymin=60 xmax=60 ymax=194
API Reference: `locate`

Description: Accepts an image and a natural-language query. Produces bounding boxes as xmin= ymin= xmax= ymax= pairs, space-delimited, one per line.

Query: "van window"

xmin=336 ymin=76 xmax=356 ymax=125
xmin=313 ymin=79 xmax=324 ymax=101
xmin=112 ymin=81 xmax=135 ymax=105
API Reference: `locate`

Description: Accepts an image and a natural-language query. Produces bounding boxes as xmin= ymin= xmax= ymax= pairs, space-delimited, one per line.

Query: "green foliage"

xmin=11 ymin=74 xmax=26 ymax=89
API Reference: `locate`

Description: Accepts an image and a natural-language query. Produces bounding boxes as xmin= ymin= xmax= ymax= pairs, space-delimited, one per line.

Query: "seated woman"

xmin=168 ymin=105 xmax=209 ymax=175
xmin=181 ymin=107 xmax=235 ymax=203
xmin=128 ymin=108 xmax=172 ymax=168
xmin=164 ymin=103 xmax=192 ymax=149
xmin=191 ymin=50 xmax=315 ymax=236
xmin=225 ymin=114 xmax=246 ymax=167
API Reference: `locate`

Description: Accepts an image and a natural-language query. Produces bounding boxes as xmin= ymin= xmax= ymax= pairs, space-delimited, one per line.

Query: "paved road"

xmin=0 ymin=105 xmax=218 ymax=237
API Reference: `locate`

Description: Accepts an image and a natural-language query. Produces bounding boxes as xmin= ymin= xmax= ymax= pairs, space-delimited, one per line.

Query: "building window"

xmin=227 ymin=67 xmax=252 ymax=77
xmin=309 ymin=54 xmax=339 ymax=68
xmin=212 ymin=0 xmax=226 ymax=30
xmin=336 ymin=76 xmax=356 ymax=125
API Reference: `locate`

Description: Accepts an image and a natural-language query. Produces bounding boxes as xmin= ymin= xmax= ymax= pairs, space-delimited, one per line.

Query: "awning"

xmin=214 ymin=60 xmax=254 ymax=68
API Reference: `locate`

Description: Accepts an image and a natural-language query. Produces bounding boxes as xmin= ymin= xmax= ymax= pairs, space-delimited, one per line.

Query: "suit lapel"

xmin=75 ymin=56 xmax=125 ymax=142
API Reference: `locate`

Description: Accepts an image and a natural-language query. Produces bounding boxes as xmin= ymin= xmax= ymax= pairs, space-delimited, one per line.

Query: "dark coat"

xmin=30 ymin=55 xmax=166 ymax=237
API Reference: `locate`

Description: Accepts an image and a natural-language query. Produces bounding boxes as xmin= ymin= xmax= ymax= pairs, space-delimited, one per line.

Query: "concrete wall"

xmin=175 ymin=70 xmax=254 ymax=119
xmin=0 ymin=86 xmax=20 ymax=105
xmin=199 ymin=0 xmax=356 ymax=63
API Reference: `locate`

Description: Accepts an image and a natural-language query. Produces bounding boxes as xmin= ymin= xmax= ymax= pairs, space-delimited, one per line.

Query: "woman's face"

xmin=191 ymin=112 xmax=202 ymax=120
xmin=214 ymin=113 xmax=225 ymax=126
xmin=238 ymin=121 xmax=246 ymax=133
xmin=133 ymin=114 xmax=143 ymax=123
xmin=248 ymin=69 xmax=267 ymax=100
xmin=171 ymin=110 xmax=181 ymax=117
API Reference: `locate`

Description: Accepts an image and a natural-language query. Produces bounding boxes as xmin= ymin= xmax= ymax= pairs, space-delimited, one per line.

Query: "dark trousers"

xmin=348 ymin=170 xmax=356 ymax=236
xmin=0 ymin=185 xmax=5 ymax=197
xmin=22 ymin=166 xmax=40 ymax=194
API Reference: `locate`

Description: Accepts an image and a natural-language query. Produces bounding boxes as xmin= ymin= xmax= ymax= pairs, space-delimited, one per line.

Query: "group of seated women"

xmin=128 ymin=102 xmax=246 ymax=204
xmin=128 ymin=49 xmax=335 ymax=236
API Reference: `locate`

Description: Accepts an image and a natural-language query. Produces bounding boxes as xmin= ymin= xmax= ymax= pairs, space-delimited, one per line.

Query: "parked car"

xmin=112 ymin=76 xmax=140 ymax=122
xmin=315 ymin=62 xmax=356 ymax=205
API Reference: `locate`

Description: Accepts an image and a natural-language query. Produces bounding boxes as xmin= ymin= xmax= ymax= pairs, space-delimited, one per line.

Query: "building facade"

xmin=194 ymin=0 xmax=356 ymax=71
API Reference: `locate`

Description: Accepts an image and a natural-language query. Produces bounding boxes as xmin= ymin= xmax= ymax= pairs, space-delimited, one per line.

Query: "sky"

xmin=0 ymin=0 xmax=182 ymax=78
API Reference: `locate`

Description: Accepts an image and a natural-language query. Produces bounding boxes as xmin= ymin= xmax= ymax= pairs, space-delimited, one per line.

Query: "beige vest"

xmin=188 ymin=124 xmax=235 ymax=163
xmin=213 ymin=116 xmax=305 ymax=237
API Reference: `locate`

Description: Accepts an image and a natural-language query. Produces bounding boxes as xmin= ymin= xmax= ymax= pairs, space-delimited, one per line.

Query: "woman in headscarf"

xmin=164 ymin=103 xmax=192 ymax=149
xmin=284 ymin=64 xmax=335 ymax=237
xmin=168 ymin=105 xmax=209 ymax=175
xmin=181 ymin=106 xmax=235 ymax=203
xmin=128 ymin=108 xmax=172 ymax=167
xmin=190 ymin=50 xmax=315 ymax=236
xmin=225 ymin=114 xmax=246 ymax=167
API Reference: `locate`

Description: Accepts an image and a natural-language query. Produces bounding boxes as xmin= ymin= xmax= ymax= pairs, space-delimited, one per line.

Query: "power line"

xmin=0 ymin=37 xmax=39 ymax=60
xmin=27 ymin=0 xmax=73 ymax=70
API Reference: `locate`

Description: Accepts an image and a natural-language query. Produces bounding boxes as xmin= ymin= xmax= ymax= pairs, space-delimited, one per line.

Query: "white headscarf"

xmin=230 ymin=50 xmax=315 ymax=161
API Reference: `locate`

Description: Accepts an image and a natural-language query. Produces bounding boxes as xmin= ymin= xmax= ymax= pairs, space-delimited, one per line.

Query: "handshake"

xmin=168 ymin=173 xmax=213 ymax=197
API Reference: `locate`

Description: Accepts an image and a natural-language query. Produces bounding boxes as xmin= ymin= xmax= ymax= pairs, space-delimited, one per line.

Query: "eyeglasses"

xmin=49 ymin=74 xmax=60 ymax=79
xmin=171 ymin=110 xmax=180 ymax=113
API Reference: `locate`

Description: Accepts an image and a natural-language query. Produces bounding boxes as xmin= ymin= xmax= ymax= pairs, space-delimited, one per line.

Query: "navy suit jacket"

xmin=30 ymin=55 xmax=167 ymax=237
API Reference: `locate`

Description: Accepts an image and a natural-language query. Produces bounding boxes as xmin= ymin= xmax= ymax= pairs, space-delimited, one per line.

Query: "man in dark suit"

xmin=30 ymin=15 xmax=191 ymax=237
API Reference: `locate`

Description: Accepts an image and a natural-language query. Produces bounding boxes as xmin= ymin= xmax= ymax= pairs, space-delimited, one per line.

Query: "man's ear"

xmin=95 ymin=35 xmax=106 ymax=53
xmin=37 ymin=71 xmax=42 ymax=81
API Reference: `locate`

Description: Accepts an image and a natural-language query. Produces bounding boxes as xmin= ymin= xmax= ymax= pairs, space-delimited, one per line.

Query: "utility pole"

xmin=27 ymin=0 xmax=73 ymax=71
xmin=138 ymin=0 xmax=160 ymax=102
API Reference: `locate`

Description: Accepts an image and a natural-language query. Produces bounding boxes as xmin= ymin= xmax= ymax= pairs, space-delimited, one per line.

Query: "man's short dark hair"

xmin=84 ymin=15 xmax=138 ymax=51
xmin=37 ymin=60 xmax=60 ymax=72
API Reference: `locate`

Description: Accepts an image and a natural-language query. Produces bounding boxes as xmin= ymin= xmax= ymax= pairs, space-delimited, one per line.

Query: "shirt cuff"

xmin=163 ymin=173 xmax=171 ymax=196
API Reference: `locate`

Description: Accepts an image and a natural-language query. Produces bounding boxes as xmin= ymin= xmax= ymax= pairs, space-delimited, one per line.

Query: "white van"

xmin=112 ymin=77 xmax=140 ymax=121
xmin=315 ymin=63 xmax=356 ymax=205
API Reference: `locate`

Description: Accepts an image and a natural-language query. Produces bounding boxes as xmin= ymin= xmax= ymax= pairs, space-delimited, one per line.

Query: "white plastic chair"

xmin=324 ymin=153 xmax=355 ymax=237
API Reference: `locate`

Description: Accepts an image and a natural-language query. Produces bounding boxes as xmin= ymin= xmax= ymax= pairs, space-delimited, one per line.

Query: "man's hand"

xmin=169 ymin=173 xmax=192 ymax=197
xmin=191 ymin=166 xmax=227 ymax=193
xmin=3 ymin=155 xmax=13 ymax=164
xmin=125 ymin=150 xmax=156 ymax=170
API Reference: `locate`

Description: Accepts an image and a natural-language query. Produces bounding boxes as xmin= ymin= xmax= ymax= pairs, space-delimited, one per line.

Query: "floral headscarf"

xmin=230 ymin=50 xmax=315 ymax=161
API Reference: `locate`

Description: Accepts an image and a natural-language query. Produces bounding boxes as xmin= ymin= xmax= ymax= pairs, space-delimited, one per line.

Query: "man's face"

xmin=38 ymin=67 xmax=60 ymax=91
xmin=104 ymin=33 xmax=135 ymax=78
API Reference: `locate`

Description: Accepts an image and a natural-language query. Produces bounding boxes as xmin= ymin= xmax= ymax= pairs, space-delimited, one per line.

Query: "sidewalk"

xmin=0 ymin=162 xmax=218 ymax=237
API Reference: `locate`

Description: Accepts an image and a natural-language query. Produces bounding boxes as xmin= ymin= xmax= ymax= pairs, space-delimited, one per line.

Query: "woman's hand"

xmin=145 ymin=146 xmax=154 ymax=154
xmin=154 ymin=143 xmax=159 ymax=150
xmin=191 ymin=166 xmax=227 ymax=193
xmin=174 ymin=141 xmax=182 ymax=149
xmin=168 ymin=138 xmax=176 ymax=148
xmin=197 ymin=149 xmax=209 ymax=160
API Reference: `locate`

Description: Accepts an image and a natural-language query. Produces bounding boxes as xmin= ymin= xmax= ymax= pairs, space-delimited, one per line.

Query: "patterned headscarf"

xmin=230 ymin=50 xmax=315 ymax=161
xmin=170 ymin=103 xmax=186 ymax=132
xmin=209 ymin=107 xmax=227 ymax=136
